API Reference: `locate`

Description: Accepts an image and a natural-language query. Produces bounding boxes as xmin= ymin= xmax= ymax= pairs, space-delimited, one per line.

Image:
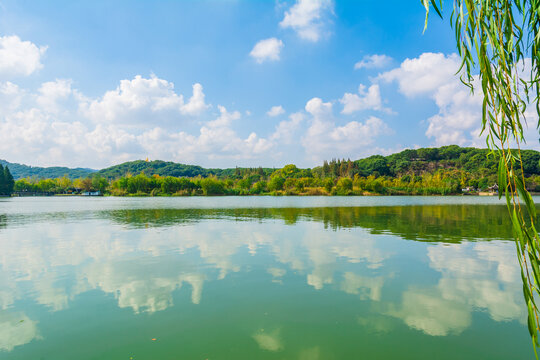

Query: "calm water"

xmin=0 ymin=196 xmax=533 ymax=359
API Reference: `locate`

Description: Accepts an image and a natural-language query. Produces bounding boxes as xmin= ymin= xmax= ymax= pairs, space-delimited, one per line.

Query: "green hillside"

xmin=7 ymin=145 xmax=540 ymax=196
xmin=312 ymin=145 xmax=540 ymax=178
xmin=0 ymin=160 xmax=95 ymax=180
xmin=4 ymin=145 xmax=540 ymax=183
xmin=96 ymin=160 xmax=210 ymax=179
xmin=96 ymin=159 xmax=276 ymax=179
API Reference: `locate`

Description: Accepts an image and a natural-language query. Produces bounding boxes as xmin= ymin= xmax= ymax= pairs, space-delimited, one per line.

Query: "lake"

xmin=0 ymin=196 xmax=532 ymax=359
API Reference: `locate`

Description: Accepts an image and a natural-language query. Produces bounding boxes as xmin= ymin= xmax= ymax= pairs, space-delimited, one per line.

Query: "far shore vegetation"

xmin=5 ymin=145 xmax=540 ymax=197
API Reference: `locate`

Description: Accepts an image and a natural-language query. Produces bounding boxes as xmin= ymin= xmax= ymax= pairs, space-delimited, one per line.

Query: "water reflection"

xmin=0 ymin=205 xmax=518 ymax=241
xmin=0 ymin=311 xmax=39 ymax=352
xmin=0 ymin=202 xmax=528 ymax=358
xmin=384 ymin=242 xmax=524 ymax=336
xmin=97 ymin=205 xmax=515 ymax=241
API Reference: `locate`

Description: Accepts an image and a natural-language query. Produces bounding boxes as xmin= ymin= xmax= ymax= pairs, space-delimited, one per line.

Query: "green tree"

xmin=268 ymin=176 xmax=285 ymax=191
xmin=79 ymin=178 xmax=94 ymax=192
xmin=92 ymin=176 xmax=109 ymax=194
xmin=323 ymin=178 xmax=334 ymax=193
xmin=336 ymin=177 xmax=353 ymax=194
xmin=251 ymin=181 xmax=267 ymax=194
xmin=281 ymin=164 xmax=300 ymax=177
xmin=1 ymin=165 xmax=14 ymax=195
xmin=200 ymin=177 xmax=225 ymax=195
xmin=0 ymin=164 xmax=5 ymax=195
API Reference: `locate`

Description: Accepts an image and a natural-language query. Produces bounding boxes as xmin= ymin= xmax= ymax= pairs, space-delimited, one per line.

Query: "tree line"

xmin=8 ymin=146 xmax=540 ymax=197
xmin=11 ymin=162 xmax=540 ymax=197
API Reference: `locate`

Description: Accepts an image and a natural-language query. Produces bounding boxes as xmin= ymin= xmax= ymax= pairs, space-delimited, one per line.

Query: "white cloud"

xmin=380 ymin=52 xmax=483 ymax=146
xmin=340 ymin=84 xmax=390 ymax=114
xmin=302 ymin=97 xmax=391 ymax=161
xmin=136 ymin=106 xmax=274 ymax=164
xmin=180 ymin=83 xmax=208 ymax=115
xmin=250 ymin=38 xmax=284 ymax=63
xmin=82 ymin=75 xmax=209 ymax=124
xmin=267 ymin=105 xmax=285 ymax=117
xmin=37 ymin=79 xmax=78 ymax=113
xmin=0 ymin=81 xmax=24 ymax=117
xmin=279 ymin=0 xmax=334 ymax=42
xmin=0 ymin=35 xmax=47 ymax=78
xmin=0 ymin=73 xmax=277 ymax=168
xmin=354 ymin=54 xmax=392 ymax=70
xmin=270 ymin=112 xmax=304 ymax=143
xmin=379 ymin=53 xmax=460 ymax=97
xmin=424 ymin=80 xmax=483 ymax=146
xmin=207 ymin=105 xmax=241 ymax=128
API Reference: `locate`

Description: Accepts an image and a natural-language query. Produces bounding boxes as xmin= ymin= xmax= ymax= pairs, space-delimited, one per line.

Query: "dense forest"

xmin=7 ymin=145 xmax=540 ymax=196
xmin=95 ymin=160 xmax=276 ymax=179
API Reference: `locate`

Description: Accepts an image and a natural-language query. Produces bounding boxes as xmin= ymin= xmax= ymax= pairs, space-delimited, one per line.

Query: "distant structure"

xmin=145 ymin=157 xmax=149 ymax=162
xmin=81 ymin=191 xmax=102 ymax=196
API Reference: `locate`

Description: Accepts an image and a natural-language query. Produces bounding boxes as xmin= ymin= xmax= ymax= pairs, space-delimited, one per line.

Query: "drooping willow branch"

xmin=423 ymin=0 xmax=540 ymax=354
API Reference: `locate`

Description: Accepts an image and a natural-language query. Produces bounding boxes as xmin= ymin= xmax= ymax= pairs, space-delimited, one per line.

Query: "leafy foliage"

xmin=424 ymin=0 xmax=540 ymax=353
xmin=0 ymin=165 xmax=15 ymax=195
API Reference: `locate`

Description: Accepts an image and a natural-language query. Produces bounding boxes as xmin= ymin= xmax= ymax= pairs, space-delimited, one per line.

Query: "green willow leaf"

xmin=424 ymin=0 xmax=540 ymax=356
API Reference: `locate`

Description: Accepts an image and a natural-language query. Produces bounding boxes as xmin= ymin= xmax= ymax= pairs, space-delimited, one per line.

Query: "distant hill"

xmin=0 ymin=160 xmax=95 ymax=180
xmin=96 ymin=160 xmax=212 ymax=179
xmin=96 ymin=160 xmax=276 ymax=179
xmin=0 ymin=158 xmax=276 ymax=180
xmin=3 ymin=145 xmax=540 ymax=181
xmin=312 ymin=145 xmax=540 ymax=178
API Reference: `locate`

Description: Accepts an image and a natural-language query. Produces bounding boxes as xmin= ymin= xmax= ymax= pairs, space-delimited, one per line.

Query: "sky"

xmin=0 ymin=0 xmax=537 ymax=169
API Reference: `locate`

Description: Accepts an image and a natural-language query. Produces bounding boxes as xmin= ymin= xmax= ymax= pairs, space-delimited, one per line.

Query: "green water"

xmin=0 ymin=196 xmax=533 ymax=359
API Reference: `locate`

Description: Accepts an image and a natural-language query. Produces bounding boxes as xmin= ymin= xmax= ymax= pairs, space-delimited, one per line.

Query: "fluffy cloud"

xmin=279 ymin=0 xmax=334 ymax=42
xmin=137 ymin=105 xmax=274 ymax=164
xmin=82 ymin=75 xmax=209 ymax=124
xmin=380 ymin=52 xmax=483 ymax=146
xmin=270 ymin=112 xmax=304 ymax=144
xmin=0 ymin=35 xmax=47 ymax=78
xmin=379 ymin=53 xmax=460 ymax=97
xmin=302 ymin=97 xmax=391 ymax=161
xmin=0 ymin=35 xmax=402 ymax=169
xmin=37 ymin=79 xmax=82 ymax=114
xmin=340 ymin=84 xmax=389 ymax=114
xmin=267 ymin=105 xmax=285 ymax=117
xmin=354 ymin=54 xmax=392 ymax=70
xmin=0 ymin=67 xmax=395 ymax=168
xmin=0 ymin=81 xmax=24 ymax=117
xmin=0 ymin=73 xmax=276 ymax=168
xmin=250 ymin=38 xmax=284 ymax=63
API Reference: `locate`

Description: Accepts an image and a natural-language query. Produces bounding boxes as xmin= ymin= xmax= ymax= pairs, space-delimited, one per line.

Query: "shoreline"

xmin=5 ymin=192 xmax=501 ymax=198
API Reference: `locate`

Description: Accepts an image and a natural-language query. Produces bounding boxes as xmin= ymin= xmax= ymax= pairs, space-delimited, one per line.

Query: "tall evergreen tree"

xmin=0 ymin=164 xmax=5 ymax=195
xmin=3 ymin=166 xmax=14 ymax=195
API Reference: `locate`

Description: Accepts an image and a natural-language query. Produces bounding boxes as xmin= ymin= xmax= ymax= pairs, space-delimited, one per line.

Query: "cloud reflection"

xmin=386 ymin=242 xmax=524 ymax=336
xmin=0 ymin=205 xmax=525 ymax=355
xmin=0 ymin=311 xmax=39 ymax=352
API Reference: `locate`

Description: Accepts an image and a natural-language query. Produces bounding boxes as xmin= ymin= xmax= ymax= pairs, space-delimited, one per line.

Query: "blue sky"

xmin=0 ymin=0 xmax=534 ymax=169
